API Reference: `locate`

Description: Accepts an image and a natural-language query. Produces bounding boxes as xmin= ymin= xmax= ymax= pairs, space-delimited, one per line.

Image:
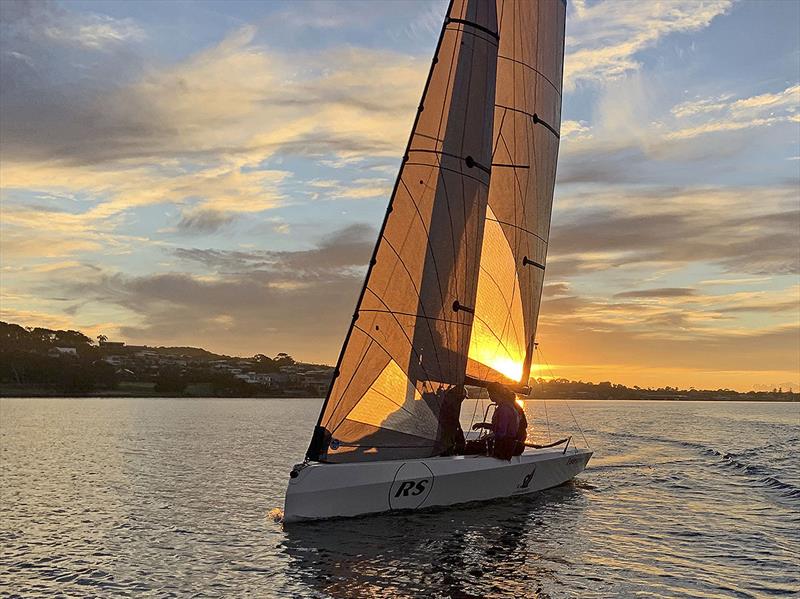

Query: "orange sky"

xmin=1 ymin=0 xmax=798 ymax=392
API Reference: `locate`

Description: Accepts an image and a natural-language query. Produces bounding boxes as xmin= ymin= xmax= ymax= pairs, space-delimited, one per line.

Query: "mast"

xmin=307 ymin=0 xmax=499 ymax=463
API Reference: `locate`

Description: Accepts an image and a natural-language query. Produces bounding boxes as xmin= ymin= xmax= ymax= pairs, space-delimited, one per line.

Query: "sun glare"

xmin=482 ymin=355 xmax=523 ymax=382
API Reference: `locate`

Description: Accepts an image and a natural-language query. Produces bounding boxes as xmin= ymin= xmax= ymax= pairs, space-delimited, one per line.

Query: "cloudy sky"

xmin=1 ymin=0 xmax=798 ymax=391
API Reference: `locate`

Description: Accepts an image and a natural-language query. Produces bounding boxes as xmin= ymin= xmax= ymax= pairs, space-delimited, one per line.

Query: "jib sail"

xmin=466 ymin=0 xmax=566 ymax=387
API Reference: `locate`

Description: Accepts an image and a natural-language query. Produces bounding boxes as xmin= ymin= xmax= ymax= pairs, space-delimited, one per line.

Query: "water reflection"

xmin=282 ymin=481 xmax=586 ymax=598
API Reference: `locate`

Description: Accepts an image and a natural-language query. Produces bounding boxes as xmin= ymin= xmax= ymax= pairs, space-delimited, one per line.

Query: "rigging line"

xmin=491 ymin=163 xmax=529 ymax=169
xmin=409 ymin=148 xmax=491 ymax=176
xmin=487 ymin=129 xmax=525 ymax=373
xmin=359 ymin=308 xmax=470 ymax=326
xmin=543 ymin=392 xmax=552 ymax=443
xmin=381 ymin=237 xmax=445 ymax=375
xmin=495 ymin=103 xmax=560 ymax=139
xmin=362 ymin=290 xmax=437 ymax=386
xmin=325 ymin=337 xmax=375 ymax=430
xmin=400 ymin=176 xmax=453 ymax=375
xmin=433 ymin=151 xmax=462 ymax=384
xmin=496 ymin=54 xmax=561 ymax=98
xmin=492 ymin=106 xmax=507 ymax=158
xmin=471 ymin=311 xmax=521 ymax=376
xmin=356 ymin=379 xmax=433 ymax=425
xmin=476 ymin=263 xmax=525 ymax=350
xmin=535 ymin=348 xmax=552 ymax=443
xmin=332 ymin=442 xmax=439 ymax=449
xmin=414 ymin=131 xmax=445 ymax=145
xmin=486 ymin=218 xmax=547 ymax=244
xmin=308 ymin=0 xmax=458 ymax=450
xmin=539 ymin=347 xmax=590 ymax=450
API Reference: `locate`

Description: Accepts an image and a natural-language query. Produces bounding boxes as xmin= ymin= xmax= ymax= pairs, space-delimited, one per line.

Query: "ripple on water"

xmin=1 ymin=398 xmax=798 ymax=597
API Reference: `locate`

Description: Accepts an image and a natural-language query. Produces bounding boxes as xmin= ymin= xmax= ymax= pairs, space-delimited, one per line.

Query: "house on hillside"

xmin=99 ymin=340 xmax=125 ymax=350
xmin=48 ymin=347 xmax=78 ymax=358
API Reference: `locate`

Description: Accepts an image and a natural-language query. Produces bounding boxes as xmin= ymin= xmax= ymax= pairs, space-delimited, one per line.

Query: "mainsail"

xmin=307 ymin=0 xmax=565 ymax=463
xmin=466 ymin=0 xmax=566 ymax=387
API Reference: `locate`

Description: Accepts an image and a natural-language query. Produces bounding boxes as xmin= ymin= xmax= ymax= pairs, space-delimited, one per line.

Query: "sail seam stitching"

xmin=497 ymin=54 xmax=561 ymax=97
xmin=381 ymin=237 xmax=445 ymax=375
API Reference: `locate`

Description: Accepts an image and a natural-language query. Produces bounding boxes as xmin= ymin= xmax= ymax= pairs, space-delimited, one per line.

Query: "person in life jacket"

xmin=488 ymin=383 xmax=519 ymax=460
xmin=467 ymin=382 xmax=519 ymax=460
xmin=513 ymin=397 xmax=528 ymax=456
xmin=437 ymin=384 xmax=466 ymax=456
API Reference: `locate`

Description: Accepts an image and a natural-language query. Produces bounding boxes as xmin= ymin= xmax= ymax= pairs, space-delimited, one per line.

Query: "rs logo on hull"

xmin=389 ymin=462 xmax=434 ymax=510
xmin=394 ymin=479 xmax=429 ymax=497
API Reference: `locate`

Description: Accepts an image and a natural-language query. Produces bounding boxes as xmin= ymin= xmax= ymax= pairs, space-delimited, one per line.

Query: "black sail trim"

xmin=447 ymin=17 xmax=499 ymax=41
xmin=522 ymin=256 xmax=546 ymax=270
xmin=491 ymin=163 xmax=529 ymax=169
xmin=495 ymin=103 xmax=561 ymax=139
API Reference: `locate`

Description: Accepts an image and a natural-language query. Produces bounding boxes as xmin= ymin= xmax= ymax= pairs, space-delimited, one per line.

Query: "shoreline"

xmin=1 ymin=390 xmax=797 ymax=402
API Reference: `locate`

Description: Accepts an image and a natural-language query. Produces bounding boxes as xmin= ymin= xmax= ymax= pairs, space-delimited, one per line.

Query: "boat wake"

xmin=709 ymin=448 xmax=800 ymax=500
xmin=592 ymin=429 xmax=800 ymax=502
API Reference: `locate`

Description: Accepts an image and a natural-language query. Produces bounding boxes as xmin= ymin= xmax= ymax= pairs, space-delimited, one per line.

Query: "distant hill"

xmin=0 ymin=321 xmax=333 ymax=397
xmin=0 ymin=321 xmax=796 ymax=401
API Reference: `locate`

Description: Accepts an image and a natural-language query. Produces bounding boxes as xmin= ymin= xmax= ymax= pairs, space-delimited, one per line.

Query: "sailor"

xmin=513 ymin=397 xmax=528 ymax=456
xmin=487 ymin=383 xmax=519 ymax=460
xmin=465 ymin=382 xmax=519 ymax=459
xmin=438 ymin=384 xmax=466 ymax=455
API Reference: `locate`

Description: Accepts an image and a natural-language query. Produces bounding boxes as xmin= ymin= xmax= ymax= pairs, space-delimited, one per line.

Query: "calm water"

xmin=1 ymin=398 xmax=798 ymax=598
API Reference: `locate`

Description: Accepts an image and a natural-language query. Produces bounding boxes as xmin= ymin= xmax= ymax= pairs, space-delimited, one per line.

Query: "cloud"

xmin=558 ymin=80 xmax=799 ymax=186
xmin=666 ymin=83 xmax=800 ymax=141
xmin=549 ymin=191 xmax=800 ymax=277
xmin=1 ymin=1 xmax=144 ymax=50
xmin=41 ymin=224 xmax=376 ymax=358
xmin=176 ymin=209 xmax=236 ymax=234
xmin=173 ymin=223 xmax=374 ymax=280
xmin=564 ymin=0 xmax=732 ymax=90
xmin=0 ymin=17 xmax=421 ymax=260
xmin=614 ymin=288 xmax=697 ymax=299
xmin=44 ymin=13 xmax=145 ymax=49
xmin=1 ymin=23 xmax=422 ymax=167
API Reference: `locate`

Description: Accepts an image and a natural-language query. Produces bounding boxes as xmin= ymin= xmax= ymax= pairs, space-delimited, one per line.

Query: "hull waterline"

xmin=283 ymin=447 xmax=592 ymax=524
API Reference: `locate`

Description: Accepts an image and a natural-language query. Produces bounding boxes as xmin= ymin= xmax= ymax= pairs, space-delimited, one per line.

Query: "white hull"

xmin=284 ymin=446 xmax=592 ymax=524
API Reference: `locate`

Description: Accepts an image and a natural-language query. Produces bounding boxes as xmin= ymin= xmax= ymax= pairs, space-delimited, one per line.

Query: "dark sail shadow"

xmin=280 ymin=482 xmax=587 ymax=598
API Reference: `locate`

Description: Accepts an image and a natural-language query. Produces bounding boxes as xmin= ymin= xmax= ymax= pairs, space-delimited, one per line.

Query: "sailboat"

xmin=284 ymin=0 xmax=590 ymax=524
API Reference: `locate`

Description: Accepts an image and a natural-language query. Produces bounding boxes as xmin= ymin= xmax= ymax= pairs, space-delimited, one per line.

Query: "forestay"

xmin=466 ymin=0 xmax=566 ymax=387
